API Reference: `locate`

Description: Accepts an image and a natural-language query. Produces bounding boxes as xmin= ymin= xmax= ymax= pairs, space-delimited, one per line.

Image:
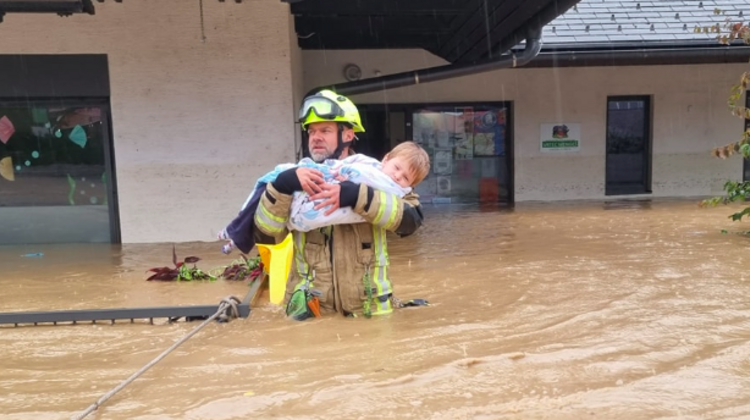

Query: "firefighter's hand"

xmin=311 ymin=183 xmax=342 ymax=216
xmin=296 ymin=167 xmax=325 ymax=195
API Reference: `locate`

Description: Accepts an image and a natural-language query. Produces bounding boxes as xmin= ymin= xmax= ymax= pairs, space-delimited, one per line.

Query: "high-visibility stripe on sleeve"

xmin=255 ymin=203 xmax=286 ymax=233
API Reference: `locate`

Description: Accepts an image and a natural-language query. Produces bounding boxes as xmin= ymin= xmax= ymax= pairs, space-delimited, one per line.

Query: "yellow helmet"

xmin=298 ymin=89 xmax=365 ymax=133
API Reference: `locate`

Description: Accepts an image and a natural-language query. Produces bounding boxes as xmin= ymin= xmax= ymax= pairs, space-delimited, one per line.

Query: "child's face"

xmin=382 ymin=155 xmax=414 ymax=188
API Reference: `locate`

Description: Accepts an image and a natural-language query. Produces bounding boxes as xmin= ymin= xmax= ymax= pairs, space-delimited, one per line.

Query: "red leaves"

xmin=145 ymin=246 xmax=262 ymax=282
xmin=220 ymin=255 xmax=264 ymax=281
xmin=146 ymin=245 xmax=204 ymax=281
xmin=146 ymin=266 xmax=180 ymax=281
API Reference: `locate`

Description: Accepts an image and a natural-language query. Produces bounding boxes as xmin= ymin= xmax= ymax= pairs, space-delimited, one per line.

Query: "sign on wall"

xmin=540 ymin=123 xmax=581 ymax=152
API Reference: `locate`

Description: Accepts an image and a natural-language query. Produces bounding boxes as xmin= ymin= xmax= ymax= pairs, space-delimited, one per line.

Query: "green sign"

xmin=540 ymin=123 xmax=581 ymax=152
xmin=542 ymin=140 xmax=579 ymax=149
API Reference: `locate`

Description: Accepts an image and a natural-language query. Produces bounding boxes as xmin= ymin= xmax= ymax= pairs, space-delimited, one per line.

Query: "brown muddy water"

xmin=2 ymin=199 xmax=750 ymax=420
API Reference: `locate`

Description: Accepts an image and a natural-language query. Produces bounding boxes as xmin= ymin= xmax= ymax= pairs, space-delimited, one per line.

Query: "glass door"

xmin=605 ymin=96 xmax=652 ymax=195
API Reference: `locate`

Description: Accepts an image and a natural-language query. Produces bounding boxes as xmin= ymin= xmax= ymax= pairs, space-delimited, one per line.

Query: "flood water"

xmin=2 ymin=199 xmax=750 ymax=420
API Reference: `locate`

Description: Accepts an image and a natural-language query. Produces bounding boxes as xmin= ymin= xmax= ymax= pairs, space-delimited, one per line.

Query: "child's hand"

xmin=333 ymin=174 xmax=349 ymax=182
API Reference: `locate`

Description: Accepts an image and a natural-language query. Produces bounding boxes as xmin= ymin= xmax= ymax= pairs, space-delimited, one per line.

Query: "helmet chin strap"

xmin=328 ymin=124 xmax=353 ymax=160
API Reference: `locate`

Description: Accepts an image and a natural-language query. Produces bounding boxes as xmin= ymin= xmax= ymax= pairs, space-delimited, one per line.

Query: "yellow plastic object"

xmin=256 ymin=234 xmax=293 ymax=305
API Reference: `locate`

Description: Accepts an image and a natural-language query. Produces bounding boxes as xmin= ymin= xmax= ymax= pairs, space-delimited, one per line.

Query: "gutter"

xmin=522 ymin=45 xmax=750 ymax=68
xmin=539 ymin=39 xmax=744 ymax=52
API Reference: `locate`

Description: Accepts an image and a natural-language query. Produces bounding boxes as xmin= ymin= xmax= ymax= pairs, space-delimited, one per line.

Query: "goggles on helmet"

xmin=298 ymin=95 xmax=346 ymax=123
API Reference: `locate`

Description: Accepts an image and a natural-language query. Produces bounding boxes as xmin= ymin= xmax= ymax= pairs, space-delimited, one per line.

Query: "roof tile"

xmin=543 ymin=0 xmax=747 ymax=45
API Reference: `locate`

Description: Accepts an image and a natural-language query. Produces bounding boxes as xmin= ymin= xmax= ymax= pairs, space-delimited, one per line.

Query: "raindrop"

xmin=24 ymin=160 xmax=30 ymax=166
xmin=81 ymin=177 xmax=86 ymax=182
xmin=90 ymin=196 xmax=98 ymax=204
xmin=31 ymin=151 xmax=39 ymax=159
xmin=90 ymin=183 xmax=95 ymax=188
xmin=15 ymin=165 xmax=21 ymax=171
xmin=54 ymin=130 xmax=62 ymax=138
xmin=80 ymin=190 xmax=86 ymax=195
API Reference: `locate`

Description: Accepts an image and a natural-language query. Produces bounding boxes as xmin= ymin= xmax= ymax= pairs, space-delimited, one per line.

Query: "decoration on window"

xmin=51 ymin=107 xmax=102 ymax=129
xmin=437 ymin=176 xmax=451 ymax=195
xmin=31 ymin=108 xmax=48 ymax=124
xmin=68 ymin=125 xmax=87 ymax=148
xmin=0 ymin=156 xmax=14 ymax=181
xmin=472 ymin=110 xmax=506 ymax=156
xmin=67 ymin=174 xmax=77 ymax=205
xmin=433 ymin=149 xmax=452 ymax=175
xmin=0 ymin=116 xmax=15 ymax=144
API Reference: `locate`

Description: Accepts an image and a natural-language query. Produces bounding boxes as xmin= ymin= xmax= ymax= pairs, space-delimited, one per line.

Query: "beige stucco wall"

xmin=303 ymin=49 xmax=744 ymax=201
xmin=0 ymin=1 xmax=298 ymax=243
xmin=288 ymin=12 xmax=305 ymax=161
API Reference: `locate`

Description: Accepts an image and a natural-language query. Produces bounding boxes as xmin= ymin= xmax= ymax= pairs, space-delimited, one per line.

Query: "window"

xmin=410 ymin=104 xmax=512 ymax=204
xmin=0 ymin=100 xmax=119 ymax=244
xmin=356 ymin=103 xmax=513 ymax=204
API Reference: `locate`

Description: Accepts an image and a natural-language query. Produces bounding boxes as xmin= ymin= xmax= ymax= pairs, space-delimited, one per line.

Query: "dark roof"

xmin=543 ymin=0 xmax=747 ymax=48
xmin=285 ymin=0 xmax=582 ymax=63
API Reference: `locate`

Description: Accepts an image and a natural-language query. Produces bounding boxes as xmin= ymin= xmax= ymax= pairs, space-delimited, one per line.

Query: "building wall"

xmin=288 ymin=12 xmax=305 ymax=161
xmin=0 ymin=0 xmax=297 ymax=243
xmin=303 ymin=49 xmax=744 ymax=201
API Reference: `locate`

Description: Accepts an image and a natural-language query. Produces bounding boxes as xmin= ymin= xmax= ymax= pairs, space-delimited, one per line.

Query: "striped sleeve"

xmin=254 ymin=183 xmax=292 ymax=240
xmin=351 ymin=184 xmax=423 ymax=235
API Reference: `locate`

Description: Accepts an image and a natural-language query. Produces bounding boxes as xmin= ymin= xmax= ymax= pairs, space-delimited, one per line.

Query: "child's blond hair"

xmin=386 ymin=141 xmax=431 ymax=187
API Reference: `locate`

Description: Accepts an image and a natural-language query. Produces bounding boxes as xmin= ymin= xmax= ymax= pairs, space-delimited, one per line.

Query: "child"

xmin=218 ymin=141 xmax=430 ymax=254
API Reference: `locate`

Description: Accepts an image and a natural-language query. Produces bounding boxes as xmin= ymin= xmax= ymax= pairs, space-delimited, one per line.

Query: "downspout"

xmin=310 ymin=25 xmax=544 ymax=98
